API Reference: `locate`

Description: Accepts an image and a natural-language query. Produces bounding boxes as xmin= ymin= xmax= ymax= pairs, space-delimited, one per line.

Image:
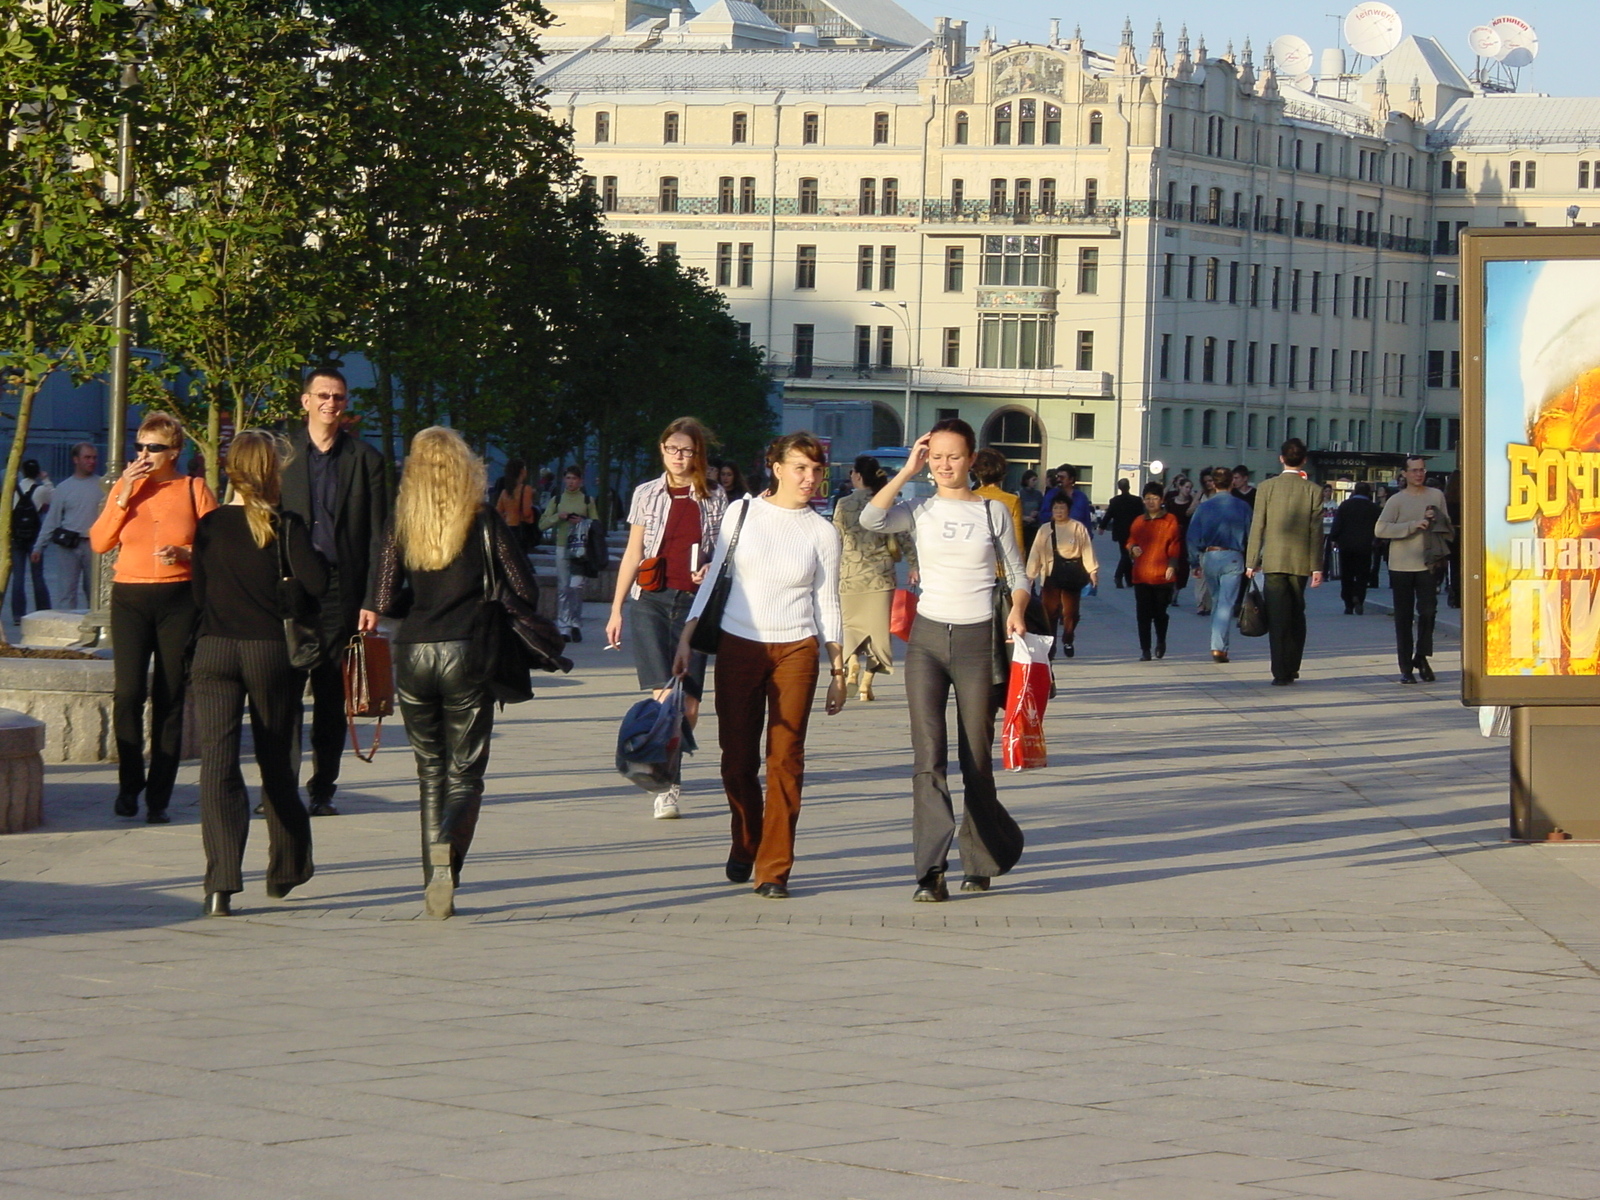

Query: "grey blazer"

xmin=1245 ymin=471 xmax=1324 ymax=576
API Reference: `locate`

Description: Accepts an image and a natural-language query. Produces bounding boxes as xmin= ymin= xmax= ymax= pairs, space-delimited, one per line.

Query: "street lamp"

xmin=869 ymin=300 xmax=914 ymax=445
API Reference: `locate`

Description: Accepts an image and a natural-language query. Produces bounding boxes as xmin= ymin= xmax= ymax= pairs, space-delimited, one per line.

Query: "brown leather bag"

xmin=342 ymin=632 xmax=394 ymax=762
xmin=636 ymin=555 xmax=667 ymax=592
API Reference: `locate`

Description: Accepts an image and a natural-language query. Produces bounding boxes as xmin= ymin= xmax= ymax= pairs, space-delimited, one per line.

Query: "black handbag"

xmin=983 ymin=500 xmax=1014 ymax=691
xmin=1237 ymin=578 xmax=1268 ymax=638
xmin=1046 ymin=524 xmax=1091 ymax=592
xmin=473 ymin=514 xmax=573 ymax=705
xmin=275 ymin=522 xmax=322 ymax=671
xmin=688 ymin=498 xmax=750 ymax=656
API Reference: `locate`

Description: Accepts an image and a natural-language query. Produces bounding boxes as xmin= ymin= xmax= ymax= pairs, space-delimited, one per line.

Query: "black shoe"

xmin=1270 ymin=678 xmax=1293 ymax=686
xmin=146 ymin=811 xmax=170 ymax=825
xmin=1344 ymin=606 xmax=1354 ymax=615
xmin=308 ymin=801 xmax=339 ymax=817
xmin=1399 ymin=673 xmax=1417 ymax=685
xmin=1155 ymin=641 xmax=1166 ymax=659
xmin=1355 ymin=602 xmax=1365 ymax=614
xmin=114 ymin=793 xmax=138 ymax=818
xmin=265 ymin=880 xmax=305 ymax=900
xmin=725 ymin=858 xmax=753 ymax=884
xmin=912 ymin=873 xmax=949 ymax=903
xmin=568 ymin=627 xmax=583 ymax=644
xmin=1140 ymin=650 xmax=1152 ymax=661
xmin=753 ymin=882 xmax=789 ymax=899
xmin=960 ymin=876 xmax=990 ymax=893
xmin=202 ymin=892 xmax=232 ymax=918
xmin=1414 ymin=658 xmax=1435 ymax=683
xmin=1063 ymin=644 xmax=1074 ymax=658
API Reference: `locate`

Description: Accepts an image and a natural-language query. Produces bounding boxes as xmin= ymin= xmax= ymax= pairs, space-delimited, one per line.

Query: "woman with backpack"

xmin=538 ymin=466 xmax=598 ymax=643
xmin=9 ymin=458 xmax=52 ymax=622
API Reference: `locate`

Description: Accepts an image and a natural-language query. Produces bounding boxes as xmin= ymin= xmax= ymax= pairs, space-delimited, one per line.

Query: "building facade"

xmin=537 ymin=0 xmax=1586 ymax=495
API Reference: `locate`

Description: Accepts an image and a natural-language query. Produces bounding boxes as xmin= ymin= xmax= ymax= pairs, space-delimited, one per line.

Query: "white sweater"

xmin=860 ymin=495 xmax=1027 ymax=626
xmin=687 ymin=497 xmax=843 ymax=646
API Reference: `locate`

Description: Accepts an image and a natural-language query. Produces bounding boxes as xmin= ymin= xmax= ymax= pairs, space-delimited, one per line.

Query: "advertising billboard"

xmin=1463 ymin=230 xmax=1600 ymax=704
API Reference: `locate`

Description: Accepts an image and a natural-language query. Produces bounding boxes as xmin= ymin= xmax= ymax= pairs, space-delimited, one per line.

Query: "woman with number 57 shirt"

xmin=860 ymin=419 xmax=1028 ymax=904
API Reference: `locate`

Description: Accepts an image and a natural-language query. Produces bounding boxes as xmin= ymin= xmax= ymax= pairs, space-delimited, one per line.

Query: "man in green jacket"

xmin=1245 ymin=438 xmax=1324 ymax=686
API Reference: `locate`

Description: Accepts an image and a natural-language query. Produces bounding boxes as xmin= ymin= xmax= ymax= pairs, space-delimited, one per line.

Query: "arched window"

xmin=594 ymin=112 xmax=610 ymax=143
xmin=1044 ymin=104 xmax=1061 ymax=144
xmin=663 ymin=111 xmax=680 ymax=143
xmin=1202 ymin=409 xmax=1217 ymax=446
xmin=954 ymin=111 xmax=968 ymax=144
xmin=1159 ymin=407 xmax=1174 ymax=444
xmin=994 ymin=103 xmax=1012 ymax=145
xmin=1182 ymin=409 xmax=1195 ymax=445
xmin=983 ymin=409 xmax=1044 ymax=485
xmin=1225 ymin=411 xmax=1238 ymax=445
xmin=1088 ymin=111 xmax=1103 ymax=144
xmin=1018 ymin=99 xmax=1036 ymax=145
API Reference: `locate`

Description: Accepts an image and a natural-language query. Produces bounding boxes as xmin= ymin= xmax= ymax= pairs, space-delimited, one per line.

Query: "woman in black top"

xmin=369 ymin=426 xmax=541 ymax=919
xmin=190 ymin=431 xmax=327 ymax=917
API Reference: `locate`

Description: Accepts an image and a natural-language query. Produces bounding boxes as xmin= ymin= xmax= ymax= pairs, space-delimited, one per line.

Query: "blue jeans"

xmin=1201 ymin=549 xmax=1244 ymax=654
xmin=9 ymin=546 xmax=50 ymax=623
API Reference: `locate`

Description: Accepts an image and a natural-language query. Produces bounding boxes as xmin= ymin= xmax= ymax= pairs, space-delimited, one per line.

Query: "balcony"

xmin=765 ymin=359 xmax=1110 ymax=398
xmin=921 ymin=200 xmax=1121 ymax=232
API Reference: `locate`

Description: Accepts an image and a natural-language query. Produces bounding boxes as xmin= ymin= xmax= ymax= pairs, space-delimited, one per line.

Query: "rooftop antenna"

xmin=1343 ymin=1 xmax=1402 ymax=70
xmin=1471 ymin=15 xmax=1538 ymax=92
xmin=1270 ymin=33 xmax=1314 ymax=89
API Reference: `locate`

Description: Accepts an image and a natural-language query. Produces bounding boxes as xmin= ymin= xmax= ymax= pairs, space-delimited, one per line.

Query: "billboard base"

xmin=1510 ymin=706 xmax=1600 ymax=839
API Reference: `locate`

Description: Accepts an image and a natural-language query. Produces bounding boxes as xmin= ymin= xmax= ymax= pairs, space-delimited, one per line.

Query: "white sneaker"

xmin=653 ymin=785 xmax=682 ymax=819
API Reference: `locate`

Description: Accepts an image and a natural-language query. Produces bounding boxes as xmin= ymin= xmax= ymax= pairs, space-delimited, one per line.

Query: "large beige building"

xmin=537 ymin=0 xmax=1593 ymax=495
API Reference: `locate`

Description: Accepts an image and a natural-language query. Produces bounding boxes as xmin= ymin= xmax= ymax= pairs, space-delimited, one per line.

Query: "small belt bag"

xmin=343 ymin=631 xmax=395 ymax=762
xmin=636 ymin=555 xmax=667 ymax=592
xmin=50 ymin=528 xmax=82 ymax=549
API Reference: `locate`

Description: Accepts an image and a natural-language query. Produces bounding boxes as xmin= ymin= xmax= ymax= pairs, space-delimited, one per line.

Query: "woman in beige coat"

xmin=832 ymin=456 xmax=916 ymax=701
xmin=1026 ymin=495 xmax=1099 ymax=658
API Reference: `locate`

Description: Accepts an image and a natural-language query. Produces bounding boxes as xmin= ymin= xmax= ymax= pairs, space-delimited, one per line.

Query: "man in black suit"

xmin=280 ymin=368 xmax=390 ymax=816
xmin=1330 ymin=482 xmax=1379 ymax=615
xmin=1100 ymin=478 xmax=1144 ymax=588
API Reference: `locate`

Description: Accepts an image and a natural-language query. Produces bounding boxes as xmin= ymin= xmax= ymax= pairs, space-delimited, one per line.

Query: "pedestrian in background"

xmin=1330 ymin=483 xmax=1379 ymax=615
xmin=1375 ymin=456 xmax=1453 ymax=685
xmin=9 ymin=458 xmax=52 ymax=622
xmin=1102 ymin=478 xmax=1143 ymax=588
xmin=91 ymin=412 xmax=218 ymax=823
xmin=834 ymin=454 xmax=915 ymax=701
xmin=676 ymin=432 xmax=845 ymax=900
xmin=1041 ymin=464 xmax=1093 ymax=529
xmin=607 ymin=418 xmax=727 ymax=820
xmin=1163 ymin=474 xmax=1197 ymax=607
xmin=370 ymin=427 xmax=542 ymax=919
xmin=1230 ymin=465 xmax=1257 ymax=509
xmin=540 ymin=466 xmax=599 ymax=644
xmin=972 ymin=449 xmax=1024 ymax=557
xmin=1186 ymin=467 xmax=1252 ymax=663
xmin=1245 ymin=439 xmax=1324 ymax=686
xmin=1017 ymin=469 xmax=1043 ymax=550
xmin=32 ymin=443 xmax=102 ymax=610
xmin=190 ymin=431 xmax=326 ymax=918
xmin=493 ymin=458 xmax=537 ymax=552
xmin=717 ymin=461 xmax=749 ymax=501
xmin=1027 ymin=494 xmax=1096 ymax=659
xmin=1127 ymin=482 xmax=1181 ymax=660
xmin=863 ymin=420 xmax=1028 ymax=903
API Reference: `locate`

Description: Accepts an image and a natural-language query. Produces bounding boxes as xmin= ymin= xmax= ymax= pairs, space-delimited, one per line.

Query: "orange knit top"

xmin=90 ymin=475 xmax=219 ymax=584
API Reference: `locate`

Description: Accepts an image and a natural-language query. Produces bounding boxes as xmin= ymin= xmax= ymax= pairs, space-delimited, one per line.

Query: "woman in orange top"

xmin=1125 ymin=482 xmax=1182 ymax=661
xmin=493 ymin=458 xmax=536 ymax=551
xmin=90 ymin=412 xmax=219 ymax=823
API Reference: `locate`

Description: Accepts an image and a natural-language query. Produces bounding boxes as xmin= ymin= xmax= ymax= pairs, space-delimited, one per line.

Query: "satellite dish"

xmin=1271 ymin=34 xmax=1314 ymax=77
xmin=1490 ymin=15 xmax=1538 ymax=67
xmin=1344 ymin=2 xmax=1403 ymax=57
xmin=1293 ymin=73 xmax=1315 ymax=90
xmin=1467 ymin=24 xmax=1501 ymax=57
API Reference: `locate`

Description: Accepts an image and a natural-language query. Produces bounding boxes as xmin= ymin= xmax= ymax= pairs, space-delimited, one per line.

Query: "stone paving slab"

xmin=4 ymin=572 xmax=1600 ymax=1198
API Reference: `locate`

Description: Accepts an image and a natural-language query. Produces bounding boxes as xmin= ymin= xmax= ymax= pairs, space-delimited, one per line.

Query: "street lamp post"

xmin=870 ymin=300 xmax=914 ymax=445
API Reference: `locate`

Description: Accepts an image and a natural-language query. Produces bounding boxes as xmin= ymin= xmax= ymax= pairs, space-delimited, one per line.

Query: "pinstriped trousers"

xmin=192 ymin=636 xmax=313 ymax=896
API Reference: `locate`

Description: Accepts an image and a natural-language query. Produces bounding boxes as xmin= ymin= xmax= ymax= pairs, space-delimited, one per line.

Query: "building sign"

xmin=1463 ymin=230 xmax=1600 ymax=704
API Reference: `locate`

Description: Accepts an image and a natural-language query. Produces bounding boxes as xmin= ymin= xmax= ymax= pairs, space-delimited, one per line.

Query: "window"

xmin=740 ymin=177 xmax=756 ymax=213
xmin=1307 ymin=347 xmax=1320 ymax=390
xmin=1084 ymin=178 xmax=1099 ymax=213
xmin=737 ymin=322 xmax=751 ymax=343
xmin=1246 ymin=342 xmax=1259 ymax=384
xmin=1228 ymin=261 xmax=1239 ymax=304
xmin=1073 ymin=412 xmax=1095 ymax=440
xmin=1226 ymin=340 xmax=1237 ymax=384
xmin=1202 ymin=409 xmax=1217 ymax=446
xmin=1271 ymin=266 xmax=1282 ymax=309
xmin=795 ymin=245 xmax=816 ymax=289
xmin=718 ymin=176 xmax=735 ymax=213
xmin=1207 ymin=188 xmax=1223 ymax=224
xmin=1159 ymin=333 xmax=1171 ymax=380
xmin=990 ymin=178 xmax=1007 ymax=211
xmin=878 ymin=326 xmax=894 ymax=368
xmin=798 ymin=177 xmax=818 ymax=214
xmin=1160 ymin=407 xmax=1174 ymax=444
xmin=658 ymin=176 xmax=678 ymax=212
xmin=859 ymin=178 xmax=876 ymax=216
xmin=1290 ymin=269 xmax=1301 ymax=312
xmin=1014 ymin=179 xmax=1032 ymax=216
xmin=943 ymin=327 xmax=961 ymax=367
xmin=1581 ymin=162 xmax=1600 ymax=190
xmin=954 ymin=111 xmax=969 ymax=144
xmin=1077 ymin=330 xmax=1095 ymax=371
xmin=1018 ymin=99 xmax=1036 ymax=145
xmin=1433 ymin=284 xmax=1460 ymax=321
xmin=981 ymin=234 xmax=1055 ymax=286
xmin=950 ymin=178 xmax=965 ymax=210
xmin=1078 ymin=247 xmax=1099 ymax=294
xmin=715 ymin=243 xmax=732 ymax=286
xmin=1310 ymin=271 xmax=1321 ymax=314
xmin=979 ymin=314 xmax=1055 ymax=369
xmin=944 ymin=246 xmax=965 ymax=292
xmin=882 ymin=178 xmax=898 ymax=216
xmin=1186 ymin=256 xmax=1196 ymax=301
xmin=880 ymin=246 xmax=896 ymax=291
xmin=854 ymin=325 xmax=872 ymax=369
xmin=1162 ymin=254 xmax=1174 ymax=297
xmin=1202 ymin=337 xmax=1217 ymax=383
xmin=1182 ymin=409 xmax=1195 ymax=445
xmin=732 ymin=111 xmax=748 ymax=143
xmin=1305 ymin=418 xmax=1317 ymax=448
xmin=1205 ymin=257 xmax=1219 ymax=302
xmin=656 ymin=242 xmax=676 ymax=259
xmin=857 ymin=246 xmax=874 ymax=290
xmin=601 ymin=176 xmax=617 ymax=211
xmin=802 ymin=112 xmax=819 ymax=144
xmin=793 ymin=324 xmax=814 ymax=377
xmin=994 ymin=103 xmax=1012 ymax=145
xmin=663 ymin=112 xmax=679 ymax=143
xmin=1044 ymin=104 xmax=1061 ymax=144
xmin=1288 ymin=345 xmax=1299 ymax=388
xmin=1039 ymin=178 xmax=1056 ymax=214
xmin=1249 ymin=263 xmax=1261 ymax=307
xmin=737 ymin=243 xmax=753 ymax=287
xmin=594 ymin=112 xmax=610 ymax=143
xmin=1510 ymin=159 xmax=1536 ymax=189
xmin=1247 ymin=413 xmax=1259 ymax=447
xmin=1088 ymin=111 xmax=1103 ymax=145
xmin=1183 ymin=335 xmax=1194 ymax=381
xmin=873 ymin=111 xmax=890 ymax=145
xmin=1266 ymin=415 xmax=1278 ymax=446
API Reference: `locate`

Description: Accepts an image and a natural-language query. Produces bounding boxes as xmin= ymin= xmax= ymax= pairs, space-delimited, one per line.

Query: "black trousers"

xmin=1339 ymin=547 xmax=1371 ymax=610
xmin=304 ymin=568 xmax=356 ymax=802
xmin=1390 ymin=570 xmax=1438 ymax=672
xmin=397 ymin=640 xmax=494 ymax=884
xmin=904 ymin=616 xmax=1023 ymax=885
xmin=1133 ymin=583 xmax=1171 ymax=653
xmin=110 ymin=581 xmax=196 ymax=813
xmin=1114 ymin=544 xmax=1134 ymax=587
xmin=1264 ymin=573 xmax=1309 ymax=682
xmin=192 ymin=636 xmax=313 ymax=895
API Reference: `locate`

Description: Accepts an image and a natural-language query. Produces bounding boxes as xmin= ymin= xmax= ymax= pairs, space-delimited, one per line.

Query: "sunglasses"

xmin=133 ymin=442 xmax=175 ymax=453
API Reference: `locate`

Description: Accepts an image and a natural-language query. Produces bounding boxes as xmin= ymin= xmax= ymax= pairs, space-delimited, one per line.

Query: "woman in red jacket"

xmin=1125 ymin=482 xmax=1182 ymax=660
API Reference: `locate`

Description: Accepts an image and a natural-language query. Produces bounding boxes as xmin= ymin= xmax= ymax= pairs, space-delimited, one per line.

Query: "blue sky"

xmin=899 ymin=0 xmax=1583 ymax=98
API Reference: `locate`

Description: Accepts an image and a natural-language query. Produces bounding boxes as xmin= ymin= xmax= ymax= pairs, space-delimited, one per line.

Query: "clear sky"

xmin=897 ymin=0 xmax=1584 ymax=99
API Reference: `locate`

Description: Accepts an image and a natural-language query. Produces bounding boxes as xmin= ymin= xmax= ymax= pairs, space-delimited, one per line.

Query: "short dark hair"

xmin=1021 ymin=470 xmax=1037 ymax=488
xmin=973 ymin=447 xmax=1008 ymax=485
xmin=1057 ymin=464 xmax=1077 ymax=483
xmin=1142 ymin=481 xmax=1164 ymax=499
xmin=1353 ymin=482 xmax=1372 ymax=497
xmin=20 ymin=459 xmax=38 ymax=478
xmin=1050 ymin=494 xmax=1071 ymax=512
xmin=1116 ymin=478 xmax=1130 ymax=493
xmin=563 ymin=464 xmax=583 ymax=479
xmin=71 ymin=442 xmax=96 ymax=460
xmin=1232 ymin=464 xmax=1251 ymax=478
xmin=927 ymin=418 xmax=975 ymax=455
xmin=303 ymin=366 xmax=347 ymax=390
xmin=1405 ymin=454 xmax=1427 ymax=469
xmin=1280 ymin=438 xmax=1308 ymax=468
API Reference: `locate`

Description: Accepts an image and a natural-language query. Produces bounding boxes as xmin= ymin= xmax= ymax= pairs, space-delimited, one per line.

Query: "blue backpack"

xmin=615 ymin=678 xmax=697 ymax=792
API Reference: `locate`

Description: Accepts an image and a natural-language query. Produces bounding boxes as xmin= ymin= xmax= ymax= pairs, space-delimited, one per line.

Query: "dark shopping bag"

xmin=1237 ymin=578 xmax=1268 ymax=638
xmin=615 ymin=677 xmax=698 ymax=793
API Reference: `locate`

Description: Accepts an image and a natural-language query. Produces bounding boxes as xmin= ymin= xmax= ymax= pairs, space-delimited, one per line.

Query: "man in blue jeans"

xmin=1187 ymin=467 xmax=1253 ymax=663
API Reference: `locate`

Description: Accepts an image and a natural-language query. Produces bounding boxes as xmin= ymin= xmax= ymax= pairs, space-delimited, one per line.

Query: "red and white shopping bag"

xmin=1001 ymin=632 xmax=1051 ymax=771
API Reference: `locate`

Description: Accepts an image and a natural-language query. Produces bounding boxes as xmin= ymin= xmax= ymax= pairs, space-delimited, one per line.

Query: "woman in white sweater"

xmin=674 ymin=433 xmax=846 ymax=899
xmin=861 ymin=419 xmax=1029 ymax=902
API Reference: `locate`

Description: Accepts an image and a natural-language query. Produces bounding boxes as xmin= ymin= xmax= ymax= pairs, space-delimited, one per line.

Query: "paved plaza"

xmin=5 ymin=572 xmax=1600 ymax=1199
